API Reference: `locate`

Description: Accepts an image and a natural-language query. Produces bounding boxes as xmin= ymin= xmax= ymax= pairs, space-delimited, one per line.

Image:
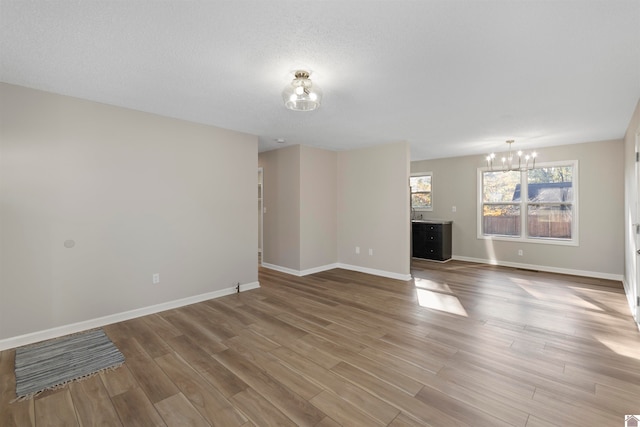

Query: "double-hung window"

xmin=478 ymin=161 xmax=578 ymax=245
xmin=410 ymin=173 xmax=433 ymax=211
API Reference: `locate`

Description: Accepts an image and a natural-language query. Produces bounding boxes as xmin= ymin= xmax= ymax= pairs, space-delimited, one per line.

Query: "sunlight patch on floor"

xmin=414 ymin=277 xmax=453 ymax=293
xmin=594 ymin=334 xmax=640 ymax=360
xmin=513 ymin=281 xmax=548 ymax=300
xmin=570 ymin=287 xmax=627 ymax=314
xmin=516 ymin=281 xmax=603 ymax=311
xmin=415 ymin=288 xmax=468 ymax=317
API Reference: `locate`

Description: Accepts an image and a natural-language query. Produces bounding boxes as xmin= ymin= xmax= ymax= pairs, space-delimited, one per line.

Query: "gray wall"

xmin=337 ymin=141 xmax=411 ymax=277
xmin=411 ymin=139 xmax=624 ymax=277
xmin=259 ymin=141 xmax=411 ymax=279
xmin=259 ymin=145 xmax=301 ymax=271
xmin=0 ymin=83 xmax=258 ymax=341
xmin=300 ymin=145 xmax=338 ymax=271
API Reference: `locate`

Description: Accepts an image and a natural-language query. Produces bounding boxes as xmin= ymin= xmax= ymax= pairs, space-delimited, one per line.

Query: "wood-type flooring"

xmin=1 ymin=259 xmax=639 ymax=426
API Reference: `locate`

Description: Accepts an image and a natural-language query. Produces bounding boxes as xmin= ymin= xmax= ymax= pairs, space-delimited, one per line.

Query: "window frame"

xmin=477 ymin=160 xmax=579 ymax=246
xmin=410 ymin=172 xmax=433 ymax=211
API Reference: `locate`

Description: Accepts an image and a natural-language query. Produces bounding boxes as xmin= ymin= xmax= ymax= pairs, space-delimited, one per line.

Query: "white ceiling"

xmin=1 ymin=1 xmax=639 ymax=160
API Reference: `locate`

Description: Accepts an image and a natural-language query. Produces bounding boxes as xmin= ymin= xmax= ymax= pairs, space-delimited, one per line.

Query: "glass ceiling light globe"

xmin=282 ymin=70 xmax=322 ymax=111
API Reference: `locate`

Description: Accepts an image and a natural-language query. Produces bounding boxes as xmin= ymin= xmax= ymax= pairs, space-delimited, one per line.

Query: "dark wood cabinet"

xmin=412 ymin=220 xmax=452 ymax=261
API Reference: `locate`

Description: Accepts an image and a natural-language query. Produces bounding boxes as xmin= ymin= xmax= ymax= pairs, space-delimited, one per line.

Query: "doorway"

xmin=634 ymin=131 xmax=640 ymax=323
xmin=258 ymin=167 xmax=263 ymax=265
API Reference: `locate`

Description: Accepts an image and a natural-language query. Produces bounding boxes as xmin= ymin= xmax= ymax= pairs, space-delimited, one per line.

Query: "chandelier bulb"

xmin=485 ymin=140 xmax=539 ymax=172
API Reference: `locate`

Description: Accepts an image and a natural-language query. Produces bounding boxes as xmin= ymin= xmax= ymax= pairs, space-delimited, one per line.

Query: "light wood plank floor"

xmin=2 ymin=260 xmax=639 ymax=426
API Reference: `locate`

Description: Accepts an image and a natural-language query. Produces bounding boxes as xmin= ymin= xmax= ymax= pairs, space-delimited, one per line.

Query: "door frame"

xmin=634 ymin=130 xmax=640 ymax=324
xmin=258 ymin=167 xmax=264 ymax=266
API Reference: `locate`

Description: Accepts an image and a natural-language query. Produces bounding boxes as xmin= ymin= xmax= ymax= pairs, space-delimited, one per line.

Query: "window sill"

xmin=477 ymin=234 xmax=579 ymax=247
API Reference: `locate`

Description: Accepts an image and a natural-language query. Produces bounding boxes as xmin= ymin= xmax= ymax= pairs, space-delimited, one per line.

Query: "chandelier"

xmin=486 ymin=140 xmax=537 ymax=172
xmin=282 ymin=70 xmax=322 ymax=111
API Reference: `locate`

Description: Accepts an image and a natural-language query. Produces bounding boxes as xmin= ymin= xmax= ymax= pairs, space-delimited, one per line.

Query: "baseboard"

xmin=261 ymin=262 xmax=412 ymax=281
xmin=300 ymin=263 xmax=341 ymax=276
xmin=336 ymin=263 xmax=412 ymax=281
xmin=452 ymin=255 xmax=624 ymax=282
xmin=240 ymin=281 xmax=261 ymax=292
xmin=261 ymin=262 xmax=339 ymax=277
xmin=261 ymin=263 xmax=303 ymax=276
xmin=0 ymin=281 xmax=260 ymax=352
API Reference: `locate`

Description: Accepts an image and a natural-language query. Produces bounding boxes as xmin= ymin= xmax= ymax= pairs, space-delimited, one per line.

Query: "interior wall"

xmin=299 ymin=145 xmax=337 ymax=271
xmin=411 ymin=139 xmax=624 ymax=278
xmin=337 ymin=141 xmax=411 ymax=278
xmin=623 ymin=98 xmax=640 ymax=325
xmin=258 ymin=145 xmax=301 ymax=271
xmin=0 ymin=83 xmax=258 ymax=341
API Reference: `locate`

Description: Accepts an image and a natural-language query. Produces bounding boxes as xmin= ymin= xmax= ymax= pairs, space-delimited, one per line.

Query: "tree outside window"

xmin=410 ymin=173 xmax=432 ymax=210
xmin=479 ymin=161 xmax=577 ymax=245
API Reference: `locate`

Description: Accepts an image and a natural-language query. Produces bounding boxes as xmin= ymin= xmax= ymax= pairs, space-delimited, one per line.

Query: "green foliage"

xmin=528 ymin=166 xmax=573 ymax=183
xmin=410 ymin=175 xmax=432 ymax=208
xmin=410 ymin=176 xmax=431 ymax=192
xmin=412 ymin=193 xmax=432 ymax=208
xmin=482 ymin=170 xmax=520 ymax=202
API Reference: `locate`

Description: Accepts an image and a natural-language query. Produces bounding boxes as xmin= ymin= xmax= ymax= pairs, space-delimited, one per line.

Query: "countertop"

xmin=411 ymin=219 xmax=453 ymax=224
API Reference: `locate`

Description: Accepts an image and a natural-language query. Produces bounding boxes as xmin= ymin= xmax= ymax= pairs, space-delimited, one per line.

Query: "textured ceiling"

xmin=1 ymin=1 xmax=639 ymax=160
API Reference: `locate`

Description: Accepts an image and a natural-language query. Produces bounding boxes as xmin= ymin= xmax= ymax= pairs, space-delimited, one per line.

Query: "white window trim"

xmin=411 ymin=171 xmax=433 ymax=211
xmin=476 ymin=160 xmax=579 ymax=246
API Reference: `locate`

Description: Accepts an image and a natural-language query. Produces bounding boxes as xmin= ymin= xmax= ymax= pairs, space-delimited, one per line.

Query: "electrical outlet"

xmin=369 ymin=248 xmax=373 ymax=256
xmin=355 ymin=246 xmax=360 ymax=254
xmin=518 ymin=249 xmax=523 ymax=256
xmin=152 ymin=273 xmax=160 ymax=284
xmin=452 ymin=206 xmax=457 ymax=212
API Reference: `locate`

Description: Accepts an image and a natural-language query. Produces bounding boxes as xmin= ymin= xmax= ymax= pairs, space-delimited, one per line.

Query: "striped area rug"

xmin=14 ymin=329 xmax=125 ymax=400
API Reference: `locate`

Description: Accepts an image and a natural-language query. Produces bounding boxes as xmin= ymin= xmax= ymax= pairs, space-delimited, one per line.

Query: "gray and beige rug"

xmin=14 ymin=329 xmax=125 ymax=400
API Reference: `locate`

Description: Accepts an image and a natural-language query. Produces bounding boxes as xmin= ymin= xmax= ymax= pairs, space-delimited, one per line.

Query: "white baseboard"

xmin=261 ymin=262 xmax=412 ymax=281
xmin=240 ymin=281 xmax=261 ymax=292
xmin=0 ymin=281 xmax=260 ymax=352
xmin=337 ymin=263 xmax=412 ymax=281
xmin=261 ymin=262 xmax=340 ymax=277
xmin=300 ymin=263 xmax=341 ymax=276
xmin=261 ymin=263 xmax=303 ymax=276
xmin=452 ymin=255 xmax=624 ymax=282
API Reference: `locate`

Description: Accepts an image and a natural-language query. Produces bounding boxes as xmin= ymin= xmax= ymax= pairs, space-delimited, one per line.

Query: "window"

xmin=478 ymin=161 xmax=578 ymax=245
xmin=411 ymin=173 xmax=432 ymax=210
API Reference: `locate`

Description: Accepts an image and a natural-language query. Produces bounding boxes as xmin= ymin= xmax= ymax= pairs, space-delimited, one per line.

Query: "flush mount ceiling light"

xmin=486 ymin=140 xmax=537 ymax=171
xmin=282 ymin=70 xmax=322 ymax=111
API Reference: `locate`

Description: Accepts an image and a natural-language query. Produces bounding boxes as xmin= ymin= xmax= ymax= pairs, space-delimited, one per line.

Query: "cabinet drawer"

xmin=424 ymin=233 xmax=440 ymax=242
xmin=424 ymin=225 xmax=442 ymax=238
xmin=426 ymin=248 xmax=443 ymax=259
